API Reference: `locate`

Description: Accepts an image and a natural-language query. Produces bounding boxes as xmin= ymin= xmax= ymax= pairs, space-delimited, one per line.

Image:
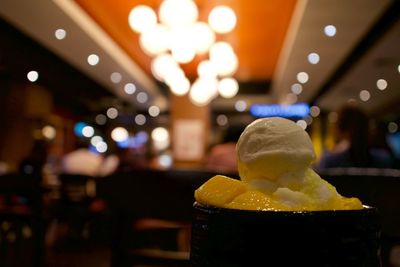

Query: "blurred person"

xmin=114 ymin=146 xmax=150 ymax=173
xmin=18 ymin=139 xmax=48 ymax=177
xmin=61 ymin=139 xmax=118 ymax=177
xmin=317 ymin=105 xmax=393 ymax=169
xmin=205 ymin=124 xmax=245 ymax=174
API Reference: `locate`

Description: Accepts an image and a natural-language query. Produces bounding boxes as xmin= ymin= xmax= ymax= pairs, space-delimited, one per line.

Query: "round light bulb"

xmin=218 ymin=78 xmax=239 ymax=98
xmin=128 ymin=5 xmax=157 ymax=33
xmin=208 ymin=6 xmax=237 ymax=34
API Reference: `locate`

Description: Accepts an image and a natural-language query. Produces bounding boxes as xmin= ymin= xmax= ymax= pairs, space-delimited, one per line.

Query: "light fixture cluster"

xmin=128 ymin=0 xmax=239 ymax=106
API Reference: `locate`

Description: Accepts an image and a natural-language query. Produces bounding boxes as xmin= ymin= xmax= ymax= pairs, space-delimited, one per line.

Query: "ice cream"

xmin=195 ymin=117 xmax=363 ymax=211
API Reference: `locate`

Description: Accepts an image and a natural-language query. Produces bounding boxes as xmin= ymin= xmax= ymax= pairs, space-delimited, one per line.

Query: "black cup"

xmin=191 ymin=202 xmax=381 ymax=267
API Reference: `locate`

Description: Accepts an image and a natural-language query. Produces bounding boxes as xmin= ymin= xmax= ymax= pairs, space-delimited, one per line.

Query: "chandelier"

xmin=128 ymin=0 xmax=239 ymax=106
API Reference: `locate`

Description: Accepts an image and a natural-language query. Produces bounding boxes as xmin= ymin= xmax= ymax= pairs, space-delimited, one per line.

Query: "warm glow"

xmin=190 ymin=22 xmax=215 ymax=54
xmin=167 ymin=76 xmax=190 ymax=96
xmin=209 ymin=42 xmax=238 ymax=76
xmin=189 ymin=78 xmax=218 ymax=106
xmin=159 ymin=0 xmax=198 ymax=28
xmin=152 ymin=127 xmax=170 ymax=151
xmin=170 ymin=28 xmax=196 ymax=63
xmin=151 ymin=54 xmax=179 ymax=82
xmin=111 ymin=127 xmax=129 ymax=142
xmin=218 ymin=78 xmax=239 ymax=98
xmin=208 ymin=6 xmax=237 ymax=34
xmin=42 ymin=126 xmax=56 ymax=140
xmin=139 ymin=24 xmax=170 ymax=56
xmin=128 ymin=5 xmax=157 ymax=33
xmin=197 ymin=60 xmax=218 ymax=78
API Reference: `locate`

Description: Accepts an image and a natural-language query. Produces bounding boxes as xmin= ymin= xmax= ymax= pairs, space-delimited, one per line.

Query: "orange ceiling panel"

xmin=75 ymin=0 xmax=296 ymax=82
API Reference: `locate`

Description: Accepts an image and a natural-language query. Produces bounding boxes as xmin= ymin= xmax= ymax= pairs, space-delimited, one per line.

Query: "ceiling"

xmin=0 ymin=0 xmax=399 ymax=119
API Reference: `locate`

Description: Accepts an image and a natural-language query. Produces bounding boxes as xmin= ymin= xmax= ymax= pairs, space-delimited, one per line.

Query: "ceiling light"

xmin=359 ymin=90 xmax=370 ymax=102
xmin=388 ymin=122 xmax=398 ymax=133
xmin=216 ymin=114 xmax=228 ymax=126
xmin=376 ymin=79 xmax=387 ymax=90
xmin=197 ymin=60 xmax=218 ymax=78
xmin=235 ymin=100 xmax=247 ymax=112
xmin=128 ymin=5 xmax=157 ymax=33
xmin=308 ymin=52 xmax=320 ymax=64
xmin=124 ymin=83 xmax=136 ymax=94
xmin=95 ymin=114 xmax=107 ymax=125
xmin=296 ymin=120 xmax=307 ymax=130
xmin=106 ymin=107 xmax=118 ymax=119
xmin=291 ymin=83 xmax=303 ymax=95
xmin=209 ymin=42 xmax=238 ymax=76
xmin=95 ymin=141 xmax=108 ymax=153
xmin=111 ymin=127 xmax=129 ymax=142
xmin=151 ymin=127 xmax=169 ymax=142
xmin=139 ymin=24 xmax=170 ymax=56
xmin=169 ymin=28 xmax=196 ymax=63
xmin=151 ymin=54 xmax=179 ymax=82
xmin=148 ymin=105 xmax=160 ymax=117
xmin=110 ymin=72 xmax=122 ymax=84
xmin=136 ymin=92 xmax=148 ymax=103
xmin=168 ymin=76 xmax=190 ymax=96
xmin=297 ymin=72 xmax=309 ymax=84
xmin=324 ymin=25 xmax=336 ymax=37
xmin=27 ymin=71 xmax=39 ymax=82
xmin=42 ymin=126 xmax=56 ymax=140
xmin=159 ymin=0 xmax=198 ymax=28
xmin=82 ymin=126 xmax=94 ymax=138
xmin=189 ymin=78 xmax=218 ymax=106
xmin=208 ymin=6 xmax=237 ymax=34
xmin=218 ymin=78 xmax=239 ymax=98
xmin=90 ymin=136 xmax=103 ymax=146
xmin=55 ymin=29 xmax=66 ymax=40
xmin=135 ymin=114 xmax=146 ymax=125
xmin=190 ymin=22 xmax=215 ymax=54
xmin=87 ymin=54 xmax=99 ymax=66
xmin=398 ymin=64 xmax=400 ymax=73
xmin=310 ymin=106 xmax=320 ymax=117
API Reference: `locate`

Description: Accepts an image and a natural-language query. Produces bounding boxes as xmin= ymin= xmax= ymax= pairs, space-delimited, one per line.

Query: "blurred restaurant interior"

xmin=0 ymin=0 xmax=400 ymax=266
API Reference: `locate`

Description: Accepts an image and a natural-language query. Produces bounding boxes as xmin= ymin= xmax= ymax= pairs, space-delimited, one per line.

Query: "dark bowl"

xmin=191 ymin=202 xmax=381 ymax=267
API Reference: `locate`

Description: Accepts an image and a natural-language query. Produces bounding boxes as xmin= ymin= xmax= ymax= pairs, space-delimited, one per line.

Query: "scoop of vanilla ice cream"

xmin=236 ymin=117 xmax=315 ymax=182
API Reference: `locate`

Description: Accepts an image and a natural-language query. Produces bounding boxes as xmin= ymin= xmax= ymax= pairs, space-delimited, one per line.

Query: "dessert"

xmin=195 ymin=117 xmax=363 ymax=211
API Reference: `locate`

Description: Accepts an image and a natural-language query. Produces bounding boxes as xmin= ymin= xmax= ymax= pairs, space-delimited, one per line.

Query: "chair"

xmin=97 ymin=169 xmax=219 ymax=267
xmin=320 ymin=168 xmax=400 ymax=267
xmin=56 ymin=174 xmax=98 ymax=244
xmin=0 ymin=173 xmax=44 ymax=267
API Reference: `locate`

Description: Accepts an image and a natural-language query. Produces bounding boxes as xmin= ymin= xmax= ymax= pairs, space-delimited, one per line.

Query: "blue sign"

xmin=250 ymin=103 xmax=310 ymax=118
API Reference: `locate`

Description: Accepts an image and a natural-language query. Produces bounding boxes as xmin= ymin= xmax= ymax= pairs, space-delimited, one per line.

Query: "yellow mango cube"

xmin=195 ymin=175 xmax=247 ymax=207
